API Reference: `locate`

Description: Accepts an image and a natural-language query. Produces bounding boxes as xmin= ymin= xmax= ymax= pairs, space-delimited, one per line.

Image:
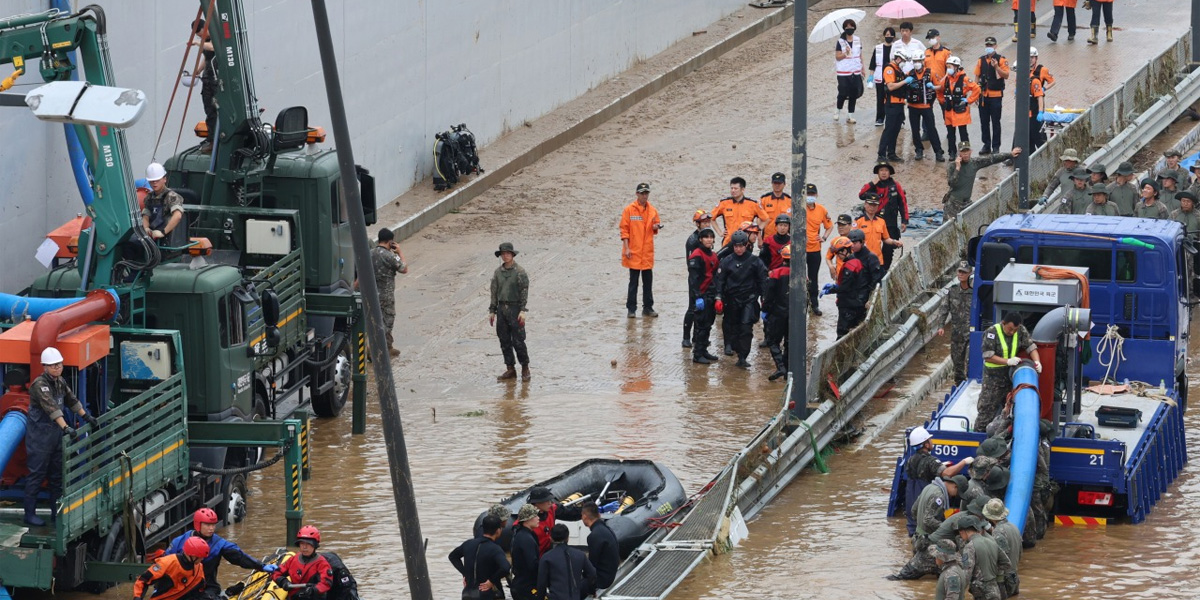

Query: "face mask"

xmin=884 ymin=36 xmax=895 ymax=43
xmin=844 ymin=28 xmax=856 ymax=36
xmin=806 ymin=196 xmax=817 ymax=204
xmin=984 ymin=47 xmax=995 ymax=55
xmin=932 ymin=38 xmax=940 ymax=46
xmin=947 ymin=67 xmax=957 ymax=76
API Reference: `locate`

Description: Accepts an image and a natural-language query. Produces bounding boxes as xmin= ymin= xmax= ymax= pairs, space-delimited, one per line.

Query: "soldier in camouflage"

xmin=891 ymin=474 xmax=967 ymax=580
xmin=1032 ymin=418 xmax=1056 ymax=540
xmin=938 ymin=261 xmax=973 ymax=384
xmin=371 ymin=228 xmax=408 ymax=356
xmin=977 ymin=312 xmax=1041 ymax=432
xmin=931 ymin=539 xmax=966 ymax=600
xmin=904 ymin=427 xmax=971 ymax=536
xmin=957 ymin=516 xmax=1011 ymax=600
xmin=983 ymin=498 xmax=1022 ymax=597
xmin=490 ymin=242 xmax=531 ymax=382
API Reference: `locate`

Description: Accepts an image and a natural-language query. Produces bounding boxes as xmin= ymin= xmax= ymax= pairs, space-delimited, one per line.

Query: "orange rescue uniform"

xmin=759 ymin=192 xmax=792 ymax=239
xmin=805 ymin=203 xmax=832 ymax=253
xmin=974 ymin=55 xmax=1010 ymax=99
xmin=1053 ymin=0 xmax=1077 ymax=6
xmin=924 ymin=46 xmax=953 ymax=83
xmin=712 ymin=197 xmax=769 ymax=246
xmin=133 ymin=554 xmax=205 ymax=600
xmin=938 ymin=72 xmax=981 ymax=128
xmin=825 ymin=245 xmax=845 ymax=279
xmin=619 ymin=200 xmax=661 ymax=271
xmin=1012 ymin=0 xmax=1036 ymax=9
xmin=854 ymin=215 xmax=893 ymax=265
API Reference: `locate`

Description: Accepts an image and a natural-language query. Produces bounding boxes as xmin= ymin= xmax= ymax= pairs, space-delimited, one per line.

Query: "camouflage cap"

xmin=977 ymin=437 xmax=1008 ymax=458
xmin=488 ymin=504 xmax=512 ymax=523
xmin=1059 ymin=148 xmax=1081 ymax=162
xmin=930 ymin=538 xmax=959 ymax=560
xmin=983 ymin=498 xmax=1009 ymax=520
xmin=517 ymin=503 xmax=539 ymax=522
xmin=1164 ymin=149 xmax=1183 ymax=158
xmin=957 ymin=261 xmax=972 ymax=273
xmin=958 ymin=141 xmax=972 ymax=152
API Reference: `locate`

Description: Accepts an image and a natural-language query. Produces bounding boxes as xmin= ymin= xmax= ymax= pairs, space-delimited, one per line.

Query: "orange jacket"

xmin=1053 ymin=0 xmax=1078 ymax=6
xmin=712 ymin=197 xmax=768 ymax=246
xmin=1011 ymin=0 xmax=1036 ymax=10
xmin=825 ymin=245 xmax=845 ymax=280
xmin=974 ymin=54 xmax=1010 ymax=98
xmin=759 ymin=192 xmax=792 ymax=239
xmin=924 ymin=46 xmax=952 ymax=82
xmin=134 ymin=555 xmax=205 ymax=600
xmin=938 ymin=73 xmax=981 ymax=128
xmin=854 ymin=215 xmax=892 ymax=265
xmin=619 ymin=200 xmax=660 ymax=270
xmin=805 ymin=203 xmax=833 ymax=252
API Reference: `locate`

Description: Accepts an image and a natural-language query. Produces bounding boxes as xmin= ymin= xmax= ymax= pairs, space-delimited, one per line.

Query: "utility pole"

xmin=1193 ymin=0 xmax=1200 ymax=64
xmin=788 ymin=4 xmax=809 ymax=419
xmin=308 ymin=2 xmax=433 ymax=599
xmin=1015 ymin=0 xmax=1032 ymax=207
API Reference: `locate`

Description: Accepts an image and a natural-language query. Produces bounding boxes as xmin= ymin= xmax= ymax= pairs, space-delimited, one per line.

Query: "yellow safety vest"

xmin=984 ymin=323 xmax=1018 ymax=368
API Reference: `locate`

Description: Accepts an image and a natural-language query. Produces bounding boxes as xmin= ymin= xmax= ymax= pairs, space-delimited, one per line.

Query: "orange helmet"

xmin=831 ymin=236 xmax=852 ymax=251
xmin=740 ymin=221 xmax=761 ymax=234
xmin=780 ymin=245 xmax=792 ymax=261
xmin=693 ymin=210 xmax=713 ymax=223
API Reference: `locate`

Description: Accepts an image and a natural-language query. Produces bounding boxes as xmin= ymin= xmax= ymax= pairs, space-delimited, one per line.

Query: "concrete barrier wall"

xmin=0 ymin=0 xmax=745 ymax=292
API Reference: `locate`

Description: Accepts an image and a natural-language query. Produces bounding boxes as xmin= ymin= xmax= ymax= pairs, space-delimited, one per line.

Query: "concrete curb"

xmin=389 ymin=3 xmax=797 ymax=241
xmin=848 ymin=356 xmax=953 ymax=452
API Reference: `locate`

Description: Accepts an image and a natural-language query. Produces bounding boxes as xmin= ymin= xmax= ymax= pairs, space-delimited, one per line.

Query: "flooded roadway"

xmin=61 ymin=0 xmax=1200 ymax=598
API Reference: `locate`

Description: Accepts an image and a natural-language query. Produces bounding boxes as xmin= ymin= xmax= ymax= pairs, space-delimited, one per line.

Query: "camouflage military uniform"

xmin=944 ymin=282 xmax=972 ymax=383
xmin=490 ymin=261 xmax=530 ymax=368
xmin=992 ymin=518 xmax=1022 ymax=597
xmin=977 ymin=323 xmax=1034 ymax=433
xmin=964 ymin=532 xmax=1010 ymax=600
xmin=896 ymin=480 xmax=951 ymax=579
xmin=933 ymin=548 xmax=966 ymax=600
xmin=1106 ymin=181 xmax=1138 ymax=215
xmin=1059 ymin=184 xmax=1090 ymax=215
xmin=1032 ymin=424 xmax=1055 ymax=540
xmin=1171 ymin=207 xmax=1200 ymax=234
xmin=371 ymin=244 xmax=406 ymax=348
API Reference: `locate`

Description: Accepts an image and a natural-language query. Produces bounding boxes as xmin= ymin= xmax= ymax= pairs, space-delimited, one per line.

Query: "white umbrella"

xmin=808 ymin=8 xmax=867 ymax=43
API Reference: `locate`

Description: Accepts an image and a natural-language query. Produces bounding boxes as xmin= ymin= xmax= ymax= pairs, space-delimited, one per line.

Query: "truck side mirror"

xmin=265 ymin=326 xmax=282 ymax=349
xmin=261 ymin=289 xmax=281 ymax=326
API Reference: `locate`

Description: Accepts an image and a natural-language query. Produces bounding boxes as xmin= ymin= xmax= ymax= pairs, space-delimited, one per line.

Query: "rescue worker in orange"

xmin=858 ymin=161 xmax=909 ymax=268
xmin=974 ymin=37 xmax=1010 ymax=156
xmin=272 ymin=526 xmax=334 ymax=600
xmin=937 ymin=56 xmax=981 ymax=154
xmin=134 ymin=536 xmax=209 ymax=600
xmin=878 ymin=51 xmax=909 ymax=162
xmin=905 ymin=54 xmax=945 ymax=162
xmin=825 ymin=214 xmax=854 ymax=280
xmin=759 ymin=172 xmax=792 ymax=239
xmin=855 ymin=193 xmax=903 ymax=272
xmin=1027 ymin=47 xmax=1055 ymax=151
xmin=1048 ymin=0 xmax=1079 ymax=41
xmin=620 ymin=183 xmax=663 ymax=318
xmin=1011 ymin=0 xmax=1037 ymax=41
xmin=801 ymin=184 xmax=833 ymax=315
xmin=1087 ymin=0 xmax=1115 ymax=44
xmin=712 ymin=177 xmax=768 ymax=247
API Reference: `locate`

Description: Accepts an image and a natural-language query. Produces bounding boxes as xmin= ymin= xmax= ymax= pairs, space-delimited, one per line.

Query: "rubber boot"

xmin=497 ymin=366 xmax=517 ymax=381
xmin=24 ymin=497 xmax=45 ymax=527
xmin=768 ymin=353 xmax=787 ymax=381
xmin=1031 ymin=22 xmax=1037 ymax=38
xmin=1087 ymin=26 xmax=1099 ymax=44
xmin=682 ymin=326 xmax=692 ymax=348
xmin=1106 ymin=26 xmax=1113 ymax=42
xmin=1011 ymin=24 xmax=1018 ymax=43
xmin=520 ymin=365 xmax=531 ymax=382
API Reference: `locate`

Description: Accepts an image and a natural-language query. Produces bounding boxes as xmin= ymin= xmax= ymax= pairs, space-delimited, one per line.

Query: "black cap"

xmin=1179 ymin=191 xmax=1198 ymax=204
xmin=771 ymin=172 xmax=786 ymax=183
xmin=847 ymin=228 xmax=866 ymax=243
xmin=527 ymin=486 xmax=554 ymax=504
xmin=862 ymin=191 xmax=881 ymax=203
xmin=984 ymin=36 xmax=998 ymax=45
xmin=925 ymin=28 xmax=940 ymax=39
xmin=636 ymin=182 xmax=650 ymax=193
xmin=805 ymin=183 xmax=818 ymax=195
xmin=836 ymin=214 xmax=853 ymax=225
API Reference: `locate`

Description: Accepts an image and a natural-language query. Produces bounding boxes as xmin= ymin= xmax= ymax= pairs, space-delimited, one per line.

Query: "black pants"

xmin=946 ymin=124 xmax=969 ymax=152
xmin=836 ymin=305 xmax=866 ymax=338
xmin=765 ymin=314 xmax=788 ymax=368
xmin=806 ymin=251 xmax=822 ymax=309
xmin=837 ymin=75 xmax=863 ymax=112
xmin=201 ymin=77 xmax=218 ymax=142
xmin=878 ymin=104 xmax=905 ymax=158
xmin=725 ymin=300 xmax=757 ymax=359
xmin=683 ymin=291 xmax=695 ymax=340
xmin=24 ymin=420 xmax=63 ymax=502
xmin=1050 ymin=6 xmax=1077 ymax=37
xmin=692 ymin=301 xmax=716 ymax=357
xmin=1012 ymin=9 xmax=1036 ymax=28
xmin=626 ymin=269 xmax=654 ymax=313
xmin=908 ymin=106 xmax=943 ymax=155
xmin=1090 ymin=2 xmax=1113 ymax=27
xmin=979 ymin=96 xmax=1004 ymax=153
xmin=874 ymin=82 xmax=887 ymax=123
xmin=495 ymin=304 xmax=529 ymax=366
xmin=1029 ymin=110 xmax=1046 ymax=151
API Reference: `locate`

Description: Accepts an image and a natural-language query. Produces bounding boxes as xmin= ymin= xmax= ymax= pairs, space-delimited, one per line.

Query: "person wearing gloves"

xmin=977 ymin=313 xmax=1042 ymax=433
xmin=937 ymin=56 xmax=980 ymax=154
xmin=141 ymin=162 xmax=186 ymax=246
xmin=714 ymin=231 xmax=769 ymax=369
xmin=134 ymin=536 xmax=209 ymax=600
xmin=820 ymin=236 xmax=872 ymax=338
xmin=1027 ymin=47 xmax=1052 ymax=151
xmin=273 ymin=526 xmax=334 ymax=600
xmin=687 ymin=228 xmax=721 ymax=365
xmin=23 ymin=346 xmax=99 ymax=526
xmin=904 ymin=54 xmax=945 ymax=162
xmin=166 ymin=509 xmax=278 ymax=599
xmin=1038 ymin=148 xmax=1081 ymax=205
xmin=903 ymin=426 xmax=972 ymax=537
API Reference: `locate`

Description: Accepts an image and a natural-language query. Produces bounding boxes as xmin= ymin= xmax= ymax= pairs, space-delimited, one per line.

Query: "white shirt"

xmin=894 ymin=38 xmax=926 ymax=72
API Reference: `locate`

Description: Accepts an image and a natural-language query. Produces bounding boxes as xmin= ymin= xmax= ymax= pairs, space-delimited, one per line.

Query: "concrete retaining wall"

xmin=0 ymin=0 xmax=746 ymax=292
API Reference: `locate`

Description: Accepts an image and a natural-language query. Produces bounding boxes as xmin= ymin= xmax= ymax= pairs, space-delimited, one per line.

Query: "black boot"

xmin=724 ymin=343 xmax=734 ymax=356
xmin=693 ymin=354 xmax=712 ymax=364
xmin=682 ymin=326 xmax=692 ymax=348
xmin=703 ymin=349 xmax=720 ymax=361
xmin=24 ymin=496 xmax=45 ymax=526
xmin=768 ymin=346 xmax=787 ymax=381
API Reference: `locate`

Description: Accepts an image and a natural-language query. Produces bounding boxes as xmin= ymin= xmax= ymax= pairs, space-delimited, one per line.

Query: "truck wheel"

xmin=221 ymin=472 xmax=249 ymax=524
xmin=312 ymin=344 xmax=351 ymax=417
xmin=80 ymin=520 xmax=139 ymax=593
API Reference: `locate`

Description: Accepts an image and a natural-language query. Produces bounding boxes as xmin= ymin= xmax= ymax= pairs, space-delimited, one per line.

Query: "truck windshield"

xmin=1016 ymin=246 xmax=1137 ymax=282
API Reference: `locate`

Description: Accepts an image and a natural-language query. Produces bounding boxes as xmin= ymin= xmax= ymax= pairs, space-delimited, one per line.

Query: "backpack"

xmin=320 ymin=552 xmax=360 ymax=600
xmin=432 ymin=123 xmax=484 ymax=191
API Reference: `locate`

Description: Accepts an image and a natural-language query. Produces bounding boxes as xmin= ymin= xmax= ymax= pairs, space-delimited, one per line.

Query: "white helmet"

xmin=908 ymin=426 xmax=933 ymax=447
xmin=1029 ymin=46 xmax=1038 ymax=57
xmin=146 ymin=162 xmax=167 ymax=181
xmin=946 ymin=55 xmax=962 ymax=67
xmin=41 ymin=347 xmax=64 ymax=365
xmin=892 ymin=51 xmax=907 ymax=63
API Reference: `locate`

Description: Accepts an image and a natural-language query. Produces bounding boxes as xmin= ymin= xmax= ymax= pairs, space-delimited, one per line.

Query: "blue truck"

xmin=889 ymin=214 xmax=1190 ymax=524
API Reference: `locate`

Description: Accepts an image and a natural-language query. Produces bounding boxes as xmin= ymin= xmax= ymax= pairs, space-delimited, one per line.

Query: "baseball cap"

xmin=771 ymin=172 xmax=786 ymax=183
xmin=636 ymin=183 xmax=650 ymax=193
xmin=836 ymin=214 xmax=853 ymax=225
xmin=805 ymin=183 xmax=818 ymax=195
xmin=925 ymin=28 xmax=940 ymax=39
xmin=984 ymin=36 xmax=998 ymax=46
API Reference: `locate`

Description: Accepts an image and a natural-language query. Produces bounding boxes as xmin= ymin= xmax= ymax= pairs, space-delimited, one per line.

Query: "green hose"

xmin=797 ymin=420 xmax=830 ymax=473
xmin=1119 ymin=237 xmax=1154 ymax=249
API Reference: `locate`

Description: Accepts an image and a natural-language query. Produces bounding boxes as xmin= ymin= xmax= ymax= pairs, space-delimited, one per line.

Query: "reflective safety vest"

xmin=984 ymin=323 xmax=1017 ymax=368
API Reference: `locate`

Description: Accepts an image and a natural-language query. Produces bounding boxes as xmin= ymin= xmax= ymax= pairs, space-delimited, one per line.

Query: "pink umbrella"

xmin=876 ymin=0 xmax=931 ymax=19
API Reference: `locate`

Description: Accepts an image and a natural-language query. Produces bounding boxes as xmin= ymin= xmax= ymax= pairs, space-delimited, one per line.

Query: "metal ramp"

xmin=601 ymin=465 xmax=737 ymax=600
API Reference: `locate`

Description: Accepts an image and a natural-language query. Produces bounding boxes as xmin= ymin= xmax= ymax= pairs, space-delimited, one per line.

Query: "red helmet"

xmin=183 ymin=536 xmax=210 ymax=559
xmin=193 ymin=508 xmax=218 ymax=530
xmin=296 ymin=525 xmax=321 ymax=548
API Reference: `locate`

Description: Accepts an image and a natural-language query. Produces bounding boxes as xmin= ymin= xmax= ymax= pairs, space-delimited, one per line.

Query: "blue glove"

xmin=958 ymin=98 xmax=968 ymax=106
xmin=820 ymin=283 xmax=836 ymax=298
xmin=695 ymin=297 xmax=705 ymax=311
xmin=262 ymin=564 xmax=279 ymax=573
xmin=903 ymin=76 xmax=914 ymax=85
xmin=1037 ymin=111 xmax=1046 ymax=122
xmin=925 ymin=82 xmax=935 ymax=90
xmin=1037 ymin=196 xmax=1048 ymax=206
xmin=761 ymin=311 xmax=768 ymax=322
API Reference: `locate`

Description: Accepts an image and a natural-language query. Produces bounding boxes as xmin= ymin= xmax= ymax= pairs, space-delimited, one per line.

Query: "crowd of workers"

xmin=451 ymin=488 xmax=620 ymax=600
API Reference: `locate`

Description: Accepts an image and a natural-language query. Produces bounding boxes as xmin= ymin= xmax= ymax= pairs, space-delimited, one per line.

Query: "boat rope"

xmin=152 ymin=5 xmax=204 ymax=161
xmin=190 ymin=442 xmax=290 ymax=476
xmin=1096 ymin=324 xmax=1126 ymax=384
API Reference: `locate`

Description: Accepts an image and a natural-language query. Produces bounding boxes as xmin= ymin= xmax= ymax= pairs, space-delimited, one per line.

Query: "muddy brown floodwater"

xmin=52 ymin=0 xmax=1199 ymax=599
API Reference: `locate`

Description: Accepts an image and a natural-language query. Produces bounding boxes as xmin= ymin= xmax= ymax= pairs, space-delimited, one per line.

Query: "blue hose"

xmin=1005 ymin=364 xmax=1040 ymax=533
xmin=52 ymin=0 xmax=95 ymax=207
xmin=0 ymin=292 xmax=86 ymax=321
xmin=0 ymin=410 xmax=28 ymax=478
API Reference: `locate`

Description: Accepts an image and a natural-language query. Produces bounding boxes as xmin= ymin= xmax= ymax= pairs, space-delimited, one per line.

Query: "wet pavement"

xmin=51 ymin=0 xmax=1200 ymax=599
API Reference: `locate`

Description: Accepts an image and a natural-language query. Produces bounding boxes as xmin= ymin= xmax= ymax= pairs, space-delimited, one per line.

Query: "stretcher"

xmin=1039 ymin=105 xmax=1085 ymax=139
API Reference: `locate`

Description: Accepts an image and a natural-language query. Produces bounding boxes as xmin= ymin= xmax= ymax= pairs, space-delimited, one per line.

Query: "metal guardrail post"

xmin=296 ymin=408 xmax=312 ymax=481
xmin=283 ymin=418 xmax=304 ymax=544
xmin=352 ymin=297 xmax=367 ymax=434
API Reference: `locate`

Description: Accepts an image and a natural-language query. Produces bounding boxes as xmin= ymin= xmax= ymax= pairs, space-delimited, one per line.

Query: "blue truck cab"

xmin=888 ymin=214 xmax=1190 ymax=524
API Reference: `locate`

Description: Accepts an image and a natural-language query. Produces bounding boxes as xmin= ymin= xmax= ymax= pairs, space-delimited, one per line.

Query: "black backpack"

xmin=432 ymin=123 xmax=484 ymax=191
xmin=320 ymin=552 xmax=360 ymax=600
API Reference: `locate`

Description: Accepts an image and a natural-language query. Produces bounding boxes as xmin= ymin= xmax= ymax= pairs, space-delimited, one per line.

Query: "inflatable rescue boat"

xmin=477 ymin=458 xmax=686 ymax=558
